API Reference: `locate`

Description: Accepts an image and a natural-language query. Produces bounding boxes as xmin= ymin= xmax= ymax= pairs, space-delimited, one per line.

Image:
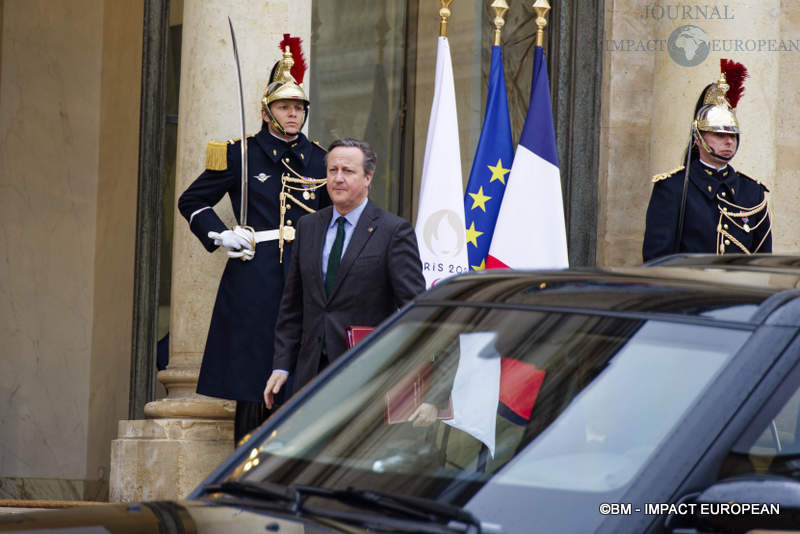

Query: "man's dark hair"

xmin=326 ymin=138 xmax=377 ymax=176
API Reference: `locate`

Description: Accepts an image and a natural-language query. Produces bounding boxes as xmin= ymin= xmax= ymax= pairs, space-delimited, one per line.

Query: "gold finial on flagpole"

xmin=439 ymin=0 xmax=454 ymax=38
xmin=533 ymin=0 xmax=551 ymax=47
xmin=491 ymin=0 xmax=509 ymax=46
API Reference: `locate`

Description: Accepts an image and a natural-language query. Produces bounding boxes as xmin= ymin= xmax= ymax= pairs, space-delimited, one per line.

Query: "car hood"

xmin=0 ymin=500 xmax=361 ymax=534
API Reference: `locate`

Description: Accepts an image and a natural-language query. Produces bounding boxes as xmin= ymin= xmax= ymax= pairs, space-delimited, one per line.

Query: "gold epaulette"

xmin=652 ymin=166 xmax=685 ymax=183
xmin=205 ymin=135 xmax=254 ymax=171
xmin=205 ymin=141 xmax=228 ymax=171
xmin=312 ymin=140 xmax=327 ymax=152
xmin=739 ymin=171 xmax=770 ymax=192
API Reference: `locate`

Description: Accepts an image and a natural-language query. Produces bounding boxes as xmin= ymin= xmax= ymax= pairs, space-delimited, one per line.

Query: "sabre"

xmin=227 ymin=17 xmax=255 ymax=259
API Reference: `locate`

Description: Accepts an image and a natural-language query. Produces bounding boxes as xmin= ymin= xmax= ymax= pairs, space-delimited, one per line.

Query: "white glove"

xmin=208 ymin=229 xmax=251 ymax=251
xmin=208 ymin=227 xmax=255 ymax=261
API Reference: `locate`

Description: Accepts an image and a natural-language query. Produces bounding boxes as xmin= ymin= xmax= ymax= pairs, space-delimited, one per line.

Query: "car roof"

xmin=419 ymin=264 xmax=800 ymax=326
xmin=645 ymin=253 xmax=800 ymax=272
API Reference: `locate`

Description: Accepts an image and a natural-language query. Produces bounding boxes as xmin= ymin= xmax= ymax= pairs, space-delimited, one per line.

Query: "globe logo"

xmin=668 ymin=25 xmax=710 ymax=67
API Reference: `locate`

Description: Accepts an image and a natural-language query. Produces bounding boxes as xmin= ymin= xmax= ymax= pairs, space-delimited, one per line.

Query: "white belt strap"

xmin=254 ymin=229 xmax=280 ymax=243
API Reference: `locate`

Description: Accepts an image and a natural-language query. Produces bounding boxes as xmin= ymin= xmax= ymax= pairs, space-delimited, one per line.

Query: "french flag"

xmin=486 ymin=45 xmax=568 ymax=270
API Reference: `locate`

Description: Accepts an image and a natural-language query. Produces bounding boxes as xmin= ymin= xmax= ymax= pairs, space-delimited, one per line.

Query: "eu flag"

xmin=464 ymin=45 xmax=514 ymax=271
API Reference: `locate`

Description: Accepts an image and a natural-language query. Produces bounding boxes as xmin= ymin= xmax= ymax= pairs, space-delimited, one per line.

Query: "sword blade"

xmin=228 ymin=17 xmax=248 ymax=226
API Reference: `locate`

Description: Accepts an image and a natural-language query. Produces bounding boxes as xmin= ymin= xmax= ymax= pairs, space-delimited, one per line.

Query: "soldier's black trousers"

xmin=234 ymin=400 xmax=272 ymax=445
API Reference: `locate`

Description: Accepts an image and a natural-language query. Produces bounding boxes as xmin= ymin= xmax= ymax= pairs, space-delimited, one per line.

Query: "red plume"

xmin=720 ymin=58 xmax=748 ymax=108
xmin=279 ymin=33 xmax=307 ymax=84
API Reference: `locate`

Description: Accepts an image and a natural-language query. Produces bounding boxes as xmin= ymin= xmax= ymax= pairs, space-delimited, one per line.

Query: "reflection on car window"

xmin=230 ymin=305 xmax=749 ymax=525
xmin=723 ymin=370 xmax=800 ymax=480
xmin=699 ymin=303 xmax=759 ymax=322
xmin=493 ymin=320 xmax=740 ymax=492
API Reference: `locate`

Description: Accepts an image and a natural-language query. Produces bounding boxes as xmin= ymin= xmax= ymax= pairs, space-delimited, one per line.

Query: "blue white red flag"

xmin=487 ymin=45 xmax=568 ymax=269
xmin=464 ymin=45 xmax=514 ymax=271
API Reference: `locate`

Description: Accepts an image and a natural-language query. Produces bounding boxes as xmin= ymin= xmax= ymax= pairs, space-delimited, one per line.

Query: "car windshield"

xmin=228 ymin=305 xmax=750 ymax=532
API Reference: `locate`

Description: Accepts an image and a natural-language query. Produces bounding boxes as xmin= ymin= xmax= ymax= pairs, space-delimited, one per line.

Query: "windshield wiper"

xmin=292 ymin=484 xmax=489 ymax=533
xmin=202 ymin=480 xmax=293 ymax=503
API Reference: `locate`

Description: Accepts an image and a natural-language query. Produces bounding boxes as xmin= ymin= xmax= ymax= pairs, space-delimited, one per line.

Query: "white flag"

xmin=444 ymin=332 xmax=501 ymax=457
xmin=415 ymin=37 xmax=468 ymax=288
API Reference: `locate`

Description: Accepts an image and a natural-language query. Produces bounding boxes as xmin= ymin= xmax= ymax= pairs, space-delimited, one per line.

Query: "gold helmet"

xmin=693 ymin=73 xmax=740 ymax=135
xmin=262 ymin=35 xmax=309 ymax=136
xmin=691 ymin=60 xmax=747 ymax=161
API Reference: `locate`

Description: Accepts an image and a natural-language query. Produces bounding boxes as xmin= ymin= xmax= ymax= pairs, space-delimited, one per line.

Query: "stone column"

xmin=110 ymin=0 xmax=311 ymax=502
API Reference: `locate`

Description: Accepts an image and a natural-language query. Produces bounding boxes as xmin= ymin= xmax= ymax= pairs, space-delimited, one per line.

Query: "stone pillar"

xmin=110 ymin=0 xmax=311 ymax=502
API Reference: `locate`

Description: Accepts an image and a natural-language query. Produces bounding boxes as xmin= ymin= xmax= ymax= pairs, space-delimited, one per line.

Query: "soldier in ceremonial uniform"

xmin=643 ymin=62 xmax=771 ymax=262
xmin=178 ymin=38 xmax=329 ymax=444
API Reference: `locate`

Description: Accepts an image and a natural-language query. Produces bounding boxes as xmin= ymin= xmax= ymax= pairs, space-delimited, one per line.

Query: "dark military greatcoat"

xmin=178 ymin=126 xmax=329 ymax=401
xmin=643 ymin=158 xmax=771 ymax=262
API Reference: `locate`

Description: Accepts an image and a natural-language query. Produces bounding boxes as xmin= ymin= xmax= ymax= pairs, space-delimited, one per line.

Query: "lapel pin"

xmin=368 ymin=227 xmax=374 ymax=233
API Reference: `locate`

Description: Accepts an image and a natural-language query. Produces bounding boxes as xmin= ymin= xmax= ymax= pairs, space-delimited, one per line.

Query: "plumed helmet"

xmin=693 ymin=73 xmax=740 ymax=135
xmin=691 ymin=59 xmax=748 ymax=161
xmin=262 ymin=35 xmax=309 ymax=136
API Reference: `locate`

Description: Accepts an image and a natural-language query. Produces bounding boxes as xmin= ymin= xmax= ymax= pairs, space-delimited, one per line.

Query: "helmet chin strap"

xmin=264 ymin=102 xmax=309 ymax=138
xmin=692 ymin=124 xmax=738 ymax=162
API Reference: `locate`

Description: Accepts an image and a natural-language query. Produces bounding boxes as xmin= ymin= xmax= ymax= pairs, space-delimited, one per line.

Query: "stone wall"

xmin=599 ymin=0 xmax=796 ymax=265
xmin=0 ymin=0 xmax=142 ymax=500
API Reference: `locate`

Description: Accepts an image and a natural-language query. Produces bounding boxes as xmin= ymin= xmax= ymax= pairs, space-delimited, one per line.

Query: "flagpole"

xmin=486 ymin=0 xmax=567 ymax=270
xmin=416 ymin=0 xmax=467 ymax=286
xmin=491 ymin=0 xmax=509 ymax=46
xmin=534 ymin=0 xmax=551 ymax=47
xmin=439 ymin=0 xmax=454 ymax=38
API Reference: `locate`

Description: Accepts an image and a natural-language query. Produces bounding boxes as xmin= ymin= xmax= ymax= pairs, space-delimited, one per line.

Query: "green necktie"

xmin=325 ymin=217 xmax=346 ymax=296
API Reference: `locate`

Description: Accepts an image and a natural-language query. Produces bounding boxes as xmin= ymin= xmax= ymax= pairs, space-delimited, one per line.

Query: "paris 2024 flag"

xmin=415 ymin=36 xmax=469 ymax=288
xmin=486 ymin=45 xmax=568 ymax=270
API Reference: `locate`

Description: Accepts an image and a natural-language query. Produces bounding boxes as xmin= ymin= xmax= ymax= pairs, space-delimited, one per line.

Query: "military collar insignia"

xmin=254 ymin=173 xmax=270 ymax=182
xmin=254 ymin=129 xmax=308 ymax=164
xmin=691 ymin=159 xmax=738 ymax=200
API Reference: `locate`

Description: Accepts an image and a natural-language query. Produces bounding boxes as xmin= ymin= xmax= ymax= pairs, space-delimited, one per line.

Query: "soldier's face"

xmin=265 ymin=100 xmax=306 ymax=136
xmin=698 ymin=131 xmax=738 ymax=164
xmin=326 ymin=147 xmax=373 ymax=215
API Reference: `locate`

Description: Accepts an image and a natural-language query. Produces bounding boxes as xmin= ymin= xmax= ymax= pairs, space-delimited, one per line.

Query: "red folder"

xmin=345 ymin=326 xmax=374 ymax=349
xmin=384 ymin=362 xmax=453 ymax=424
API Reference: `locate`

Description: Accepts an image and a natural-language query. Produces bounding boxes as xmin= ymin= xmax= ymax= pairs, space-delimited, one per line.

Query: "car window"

xmin=491 ymin=320 xmax=738 ymax=492
xmin=722 ymin=364 xmax=800 ymax=480
xmin=229 ymin=305 xmax=750 ymax=531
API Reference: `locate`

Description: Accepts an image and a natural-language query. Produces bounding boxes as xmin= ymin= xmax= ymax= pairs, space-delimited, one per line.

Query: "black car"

xmin=4 ymin=264 xmax=800 ymax=533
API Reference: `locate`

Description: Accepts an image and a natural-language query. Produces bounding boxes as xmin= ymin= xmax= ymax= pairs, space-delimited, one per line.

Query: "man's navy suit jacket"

xmin=272 ymin=199 xmax=426 ymax=392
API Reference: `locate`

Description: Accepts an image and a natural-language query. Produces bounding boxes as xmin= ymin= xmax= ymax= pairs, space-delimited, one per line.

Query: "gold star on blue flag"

xmin=464 ymin=45 xmax=514 ymax=270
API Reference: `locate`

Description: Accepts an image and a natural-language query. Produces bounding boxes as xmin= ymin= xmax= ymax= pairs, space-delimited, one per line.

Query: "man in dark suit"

xmin=264 ymin=138 xmax=426 ymax=408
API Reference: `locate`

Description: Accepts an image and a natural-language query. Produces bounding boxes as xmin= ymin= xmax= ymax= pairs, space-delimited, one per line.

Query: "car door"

xmin=594 ymin=321 xmax=800 ymax=534
xmin=658 ymin=326 xmax=800 ymax=533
